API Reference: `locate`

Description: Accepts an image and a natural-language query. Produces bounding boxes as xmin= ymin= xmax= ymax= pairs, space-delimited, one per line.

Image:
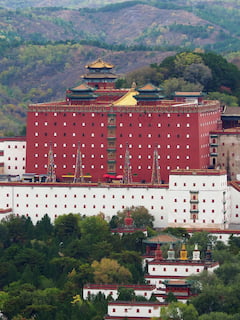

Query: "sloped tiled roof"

xmin=143 ymin=233 xmax=181 ymax=244
xmin=113 ymin=89 xmax=138 ymax=106
xmin=85 ymin=58 xmax=114 ymax=69
xmin=70 ymin=83 xmax=94 ymax=91
xmin=139 ymin=83 xmax=158 ymax=91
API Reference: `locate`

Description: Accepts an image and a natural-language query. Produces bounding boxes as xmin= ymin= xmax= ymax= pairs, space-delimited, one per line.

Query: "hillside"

xmin=1 ymin=2 xmax=240 ymax=52
xmin=0 ymin=43 xmax=174 ymax=135
xmin=1 ymin=0 xmax=240 ymax=135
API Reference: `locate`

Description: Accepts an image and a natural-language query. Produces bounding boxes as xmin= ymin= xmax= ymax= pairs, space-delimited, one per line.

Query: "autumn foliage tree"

xmin=91 ymin=258 xmax=132 ymax=284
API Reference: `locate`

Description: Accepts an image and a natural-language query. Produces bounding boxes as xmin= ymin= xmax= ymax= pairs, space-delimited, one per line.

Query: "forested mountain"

xmin=1 ymin=1 xmax=240 ymax=52
xmin=1 ymin=0 xmax=240 ymax=135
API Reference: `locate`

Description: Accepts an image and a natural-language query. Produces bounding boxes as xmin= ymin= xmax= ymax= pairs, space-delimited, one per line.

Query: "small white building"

xmin=0 ymin=137 xmax=26 ymax=178
xmin=105 ymin=301 xmax=167 ymax=320
xmin=145 ymin=243 xmax=219 ymax=288
xmin=168 ymin=169 xmax=229 ymax=229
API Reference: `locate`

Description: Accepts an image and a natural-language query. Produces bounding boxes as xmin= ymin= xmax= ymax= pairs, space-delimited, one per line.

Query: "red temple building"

xmin=26 ymin=59 xmax=221 ymax=183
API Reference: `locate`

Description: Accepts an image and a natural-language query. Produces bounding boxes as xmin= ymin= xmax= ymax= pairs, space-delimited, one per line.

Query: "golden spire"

xmin=180 ymin=243 xmax=188 ymax=260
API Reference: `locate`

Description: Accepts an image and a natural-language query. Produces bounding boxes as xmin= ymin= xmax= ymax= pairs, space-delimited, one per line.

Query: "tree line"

xmin=1 ymin=210 xmax=240 ymax=319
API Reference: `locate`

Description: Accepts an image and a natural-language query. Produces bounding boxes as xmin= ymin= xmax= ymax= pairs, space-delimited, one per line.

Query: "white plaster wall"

xmin=107 ymin=303 xmax=163 ymax=318
xmin=229 ymin=186 xmax=240 ymax=225
xmin=0 ymin=184 xmax=168 ymax=226
xmin=168 ymin=173 xmax=228 ymax=228
xmin=0 ymin=171 xmax=239 ymax=230
xmin=148 ymin=263 xmax=205 ymax=277
xmin=0 ymin=140 xmax=26 ymax=176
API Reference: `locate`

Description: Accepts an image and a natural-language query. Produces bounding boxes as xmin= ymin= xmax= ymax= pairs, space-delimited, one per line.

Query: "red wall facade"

xmin=26 ymin=102 xmax=220 ymax=183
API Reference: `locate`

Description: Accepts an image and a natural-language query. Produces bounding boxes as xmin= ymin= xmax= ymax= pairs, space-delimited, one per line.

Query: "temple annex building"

xmin=25 ymin=58 xmax=221 ymax=184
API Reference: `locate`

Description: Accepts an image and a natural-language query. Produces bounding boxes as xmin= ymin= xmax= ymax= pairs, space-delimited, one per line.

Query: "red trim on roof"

xmin=170 ymin=169 xmax=226 ymax=176
xmin=0 ymin=208 xmax=12 ymax=214
xmin=0 ymin=136 xmax=26 ymax=141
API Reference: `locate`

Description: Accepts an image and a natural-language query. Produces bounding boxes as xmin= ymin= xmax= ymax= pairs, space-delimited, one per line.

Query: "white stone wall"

xmin=0 ymin=184 xmax=168 ymax=226
xmin=0 ymin=170 xmax=239 ymax=230
xmin=229 ymin=185 xmax=240 ymax=225
xmin=106 ymin=302 xmax=164 ymax=319
xmin=0 ymin=139 xmax=26 ymax=177
xmin=148 ymin=262 xmax=206 ymax=277
xmin=168 ymin=172 xmax=229 ymax=229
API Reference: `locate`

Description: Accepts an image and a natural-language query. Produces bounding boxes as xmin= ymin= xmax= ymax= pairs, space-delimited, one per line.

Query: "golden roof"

xmin=71 ymin=83 xmax=92 ymax=91
xmin=85 ymin=58 xmax=114 ymax=69
xmin=113 ymin=89 xmax=138 ymax=106
xmin=139 ymin=83 xmax=158 ymax=91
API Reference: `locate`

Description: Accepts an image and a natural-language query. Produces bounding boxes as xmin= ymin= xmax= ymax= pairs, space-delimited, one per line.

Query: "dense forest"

xmin=1 ymin=209 xmax=240 ymax=319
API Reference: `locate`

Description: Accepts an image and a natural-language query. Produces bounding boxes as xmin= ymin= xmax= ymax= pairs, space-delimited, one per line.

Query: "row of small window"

xmin=34 ymin=153 xmax=191 ymax=160
xmin=10 ymin=194 xmax=165 ymax=200
xmin=173 ymin=219 xmax=216 ymax=223
xmin=174 ymin=182 xmax=216 ymax=187
xmin=174 ymin=199 xmax=216 ymax=203
xmin=34 ymin=164 xmax=189 ymax=170
xmin=152 ymin=267 xmax=200 ymax=272
xmin=34 ymin=142 xmax=191 ymax=150
xmin=7 ymin=166 xmax=25 ymax=170
xmin=34 ymin=122 xmax=191 ymax=128
xmin=221 ymin=142 xmax=236 ymax=146
xmin=7 ymin=157 xmax=25 ymax=161
xmin=7 ymin=145 xmax=25 ymax=149
xmin=174 ymin=209 xmax=217 ymax=213
xmin=200 ymin=120 xmax=217 ymax=126
xmin=34 ymin=131 xmax=192 ymax=140
xmin=112 ymin=308 xmax=151 ymax=313
xmin=221 ymin=153 xmax=236 ymax=157
xmin=35 ymin=112 xmax=191 ymax=118
xmin=11 ymin=203 xmax=165 ymax=211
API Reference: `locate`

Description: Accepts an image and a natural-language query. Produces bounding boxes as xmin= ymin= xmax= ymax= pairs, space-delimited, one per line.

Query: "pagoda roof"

xmin=143 ymin=233 xmax=181 ymax=245
xmin=66 ymin=82 xmax=97 ymax=100
xmin=138 ymin=83 xmax=162 ymax=92
xmin=134 ymin=83 xmax=164 ymax=101
xmin=70 ymin=83 xmax=95 ymax=91
xmin=113 ymin=89 xmax=138 ymax=106
xmin=85 ymin=58 xmax=114 ymax=69
xmin=82 ymin=73 xmax=118 ymax=79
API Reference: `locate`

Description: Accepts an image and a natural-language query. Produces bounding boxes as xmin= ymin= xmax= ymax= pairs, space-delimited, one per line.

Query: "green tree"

xmin=163 ymin=77 xmax=203 ymax=98
xmin=207 ymin=92 xmax=238 ymax=106
xmin=35 ymin=214 xmax=54 ymax=240
xmin=54 ymin=214 xmax=81 ymax=243
xmin=160 ymin=302 xmax=198 ymax=320
xmin=116 ymin=206 xmax=154 ymax=228
xmin=199 ymin=312 xmax=240 ymax=320
xmin=117 ymin=287 xmax=136 ymax=301
xmin=183 ymin=63 xmax=212 ymax=86
xmin=174 ymin=52 xmax=203 ymax=76
xmin=80 ymin=215 xmax=110 ymax=244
